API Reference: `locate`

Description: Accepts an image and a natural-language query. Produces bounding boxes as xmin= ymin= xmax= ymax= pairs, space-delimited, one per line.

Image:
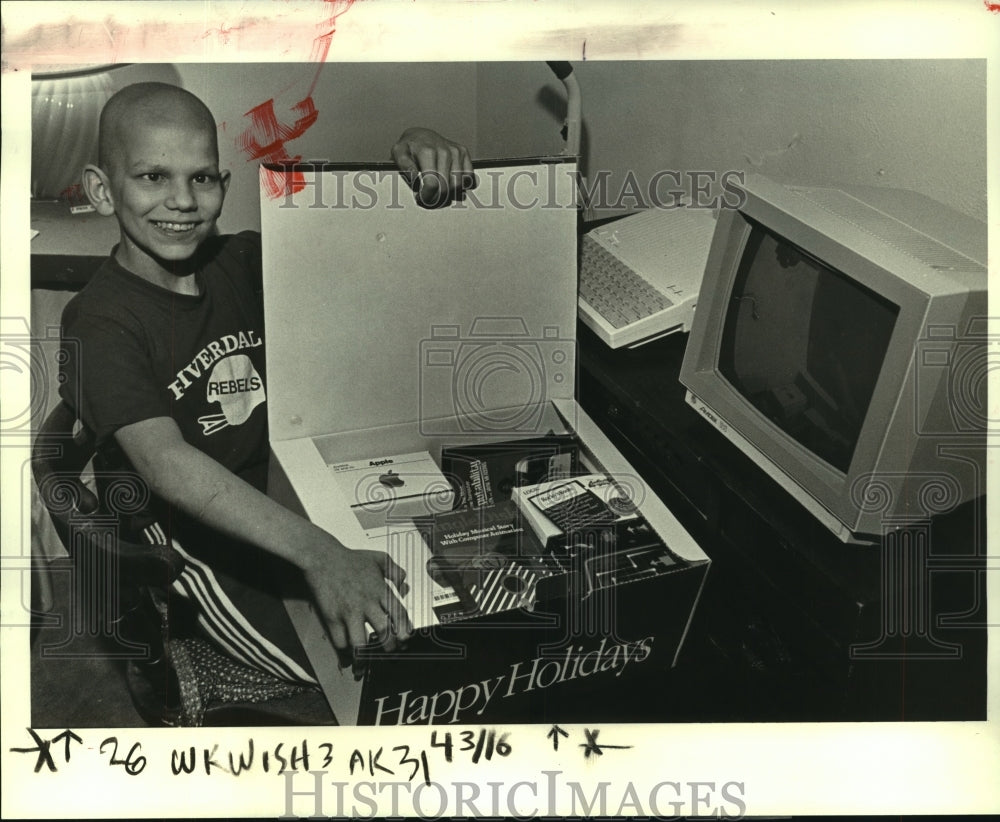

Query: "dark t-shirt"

xmin=61 ymin=231 xmax=268 ymax=476
xmin=60 ymin=232 xmax=270 ymax=542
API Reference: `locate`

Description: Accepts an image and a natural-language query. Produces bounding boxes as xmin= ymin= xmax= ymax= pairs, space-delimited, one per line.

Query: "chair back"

xmin=32 ymin=400 xmax=185 ymax=599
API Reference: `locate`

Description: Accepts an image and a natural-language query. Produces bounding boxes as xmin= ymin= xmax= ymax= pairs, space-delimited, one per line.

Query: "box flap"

xmin=260 ymin=160 xmax=579 ymax=443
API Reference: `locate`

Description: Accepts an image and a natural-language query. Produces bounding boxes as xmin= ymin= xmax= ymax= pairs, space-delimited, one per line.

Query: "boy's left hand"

xmin=391 ymin=127 xmax=475 ymax=207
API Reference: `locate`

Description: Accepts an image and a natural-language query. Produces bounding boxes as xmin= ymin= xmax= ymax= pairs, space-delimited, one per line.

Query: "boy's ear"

xmin=82 ymin=164 xmax=116 ymax=217
xmin=220 ymin=169 xmax=232 ymax=196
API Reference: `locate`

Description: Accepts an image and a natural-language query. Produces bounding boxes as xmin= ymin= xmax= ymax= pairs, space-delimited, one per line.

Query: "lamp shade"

xmin=31 ymin=70 xmax=115 ymax=200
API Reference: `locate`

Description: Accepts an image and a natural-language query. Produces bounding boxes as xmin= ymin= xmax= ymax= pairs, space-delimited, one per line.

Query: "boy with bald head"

xmin=61 ymin=82 xmax=473 ymax=693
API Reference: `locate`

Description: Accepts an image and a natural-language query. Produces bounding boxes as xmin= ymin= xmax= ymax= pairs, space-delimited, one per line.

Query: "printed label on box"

xmin=330 ymin=451 xmax=454 ymax=535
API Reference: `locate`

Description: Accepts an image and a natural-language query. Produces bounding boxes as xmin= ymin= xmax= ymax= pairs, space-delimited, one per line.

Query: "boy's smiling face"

xmin=105 ymin=120 xmax=230 ymax=284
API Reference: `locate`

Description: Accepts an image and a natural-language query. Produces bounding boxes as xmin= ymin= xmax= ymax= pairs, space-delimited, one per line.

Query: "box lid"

xmin=260 ymin=160 xmax=579 ymax=443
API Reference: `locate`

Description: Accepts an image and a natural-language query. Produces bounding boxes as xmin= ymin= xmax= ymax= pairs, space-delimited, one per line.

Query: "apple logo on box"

xmin=378 ymin=470 xmax=405 ymax=489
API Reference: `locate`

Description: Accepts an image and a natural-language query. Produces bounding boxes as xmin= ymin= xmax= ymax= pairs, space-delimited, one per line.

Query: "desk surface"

xmin=31 ymin=200 xmax=119 ymax=291
xmin=31 ymin=200 xmax=118 ymax=257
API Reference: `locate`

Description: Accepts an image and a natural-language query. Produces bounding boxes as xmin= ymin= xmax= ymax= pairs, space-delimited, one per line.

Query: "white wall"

xmin=476 ymin=60 xmax=987 ymax=222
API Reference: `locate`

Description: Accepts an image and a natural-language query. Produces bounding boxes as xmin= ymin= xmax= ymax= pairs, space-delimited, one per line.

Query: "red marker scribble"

xmin=985 ymin=0 xmax=1000 ymax=11
xmin=6 ymin=1 xmax=351 ymax=70
xmin=57 ymin=183 xmax=88 ymax=207
xmin=238 ymin=0 xmax=355 ymax=199
xmin=239 ymin=97 xmax=319 ymax=199
xmin=201 ymin=22 xmax=249 ymax=45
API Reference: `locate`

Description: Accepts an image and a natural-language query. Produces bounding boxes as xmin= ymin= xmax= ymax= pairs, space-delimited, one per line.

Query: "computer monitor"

xmin=679 ymin=174 xmax=988 ymax=542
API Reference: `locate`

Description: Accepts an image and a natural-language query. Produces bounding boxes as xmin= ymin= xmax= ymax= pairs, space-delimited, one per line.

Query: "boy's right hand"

xmin=303 ymin=540 xmax=412 ymax=655
xmin=113 ymin=418 xmax=413 ymax=659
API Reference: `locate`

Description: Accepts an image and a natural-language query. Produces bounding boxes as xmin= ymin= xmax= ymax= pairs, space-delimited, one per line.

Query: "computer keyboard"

xmin=578 ymin=207 xmax=718 ymax=348
xmin=579 ymin=235 xmax=674 ymax=329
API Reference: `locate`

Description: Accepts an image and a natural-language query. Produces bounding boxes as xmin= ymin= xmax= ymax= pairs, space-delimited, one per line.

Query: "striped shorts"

xmin=141 ymin=521 xmax=317 ymax=688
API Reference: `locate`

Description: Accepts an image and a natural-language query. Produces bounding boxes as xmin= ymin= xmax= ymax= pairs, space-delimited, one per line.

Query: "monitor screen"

xmin=718 ymin=220 xmax=900 ymax=473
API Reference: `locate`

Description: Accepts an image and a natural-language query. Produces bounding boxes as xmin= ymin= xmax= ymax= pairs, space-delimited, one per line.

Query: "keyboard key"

xmin=580 ymin=236 xmax=672 ymax=329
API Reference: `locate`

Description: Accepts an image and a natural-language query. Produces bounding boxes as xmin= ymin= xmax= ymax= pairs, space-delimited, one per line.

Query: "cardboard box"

xmin=261 ymin=160 xmax=710 ymax=725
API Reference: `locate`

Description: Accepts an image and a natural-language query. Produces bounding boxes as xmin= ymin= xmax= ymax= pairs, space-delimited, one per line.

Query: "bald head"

xmin=98 ymin=82 xmax=219 ymax=174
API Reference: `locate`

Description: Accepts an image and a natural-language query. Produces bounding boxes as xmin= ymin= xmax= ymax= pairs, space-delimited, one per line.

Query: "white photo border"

xmin=2 ymin=0 xmax=997 ymax=818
